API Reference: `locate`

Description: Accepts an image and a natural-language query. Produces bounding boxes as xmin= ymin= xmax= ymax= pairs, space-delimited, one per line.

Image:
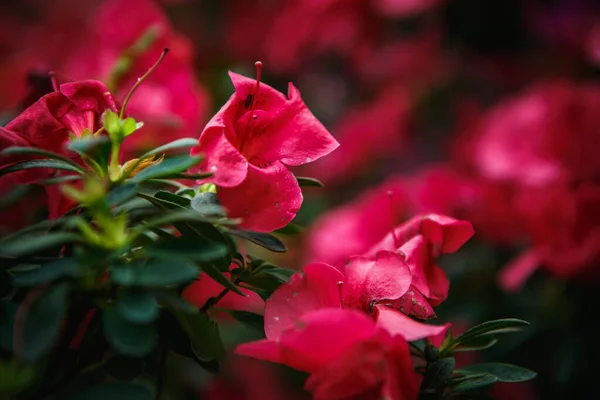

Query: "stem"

xmin=120 ymin=48 xmax=169 ymax=119
xmin=108 ymin=144 xmax=121 ymax=181
xmin=199 ymin=278 xmax=241 ymax=313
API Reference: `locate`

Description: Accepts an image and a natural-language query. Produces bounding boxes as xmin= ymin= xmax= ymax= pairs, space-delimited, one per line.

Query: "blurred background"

xmin=2 ymin=0 xmax=600 ymax=398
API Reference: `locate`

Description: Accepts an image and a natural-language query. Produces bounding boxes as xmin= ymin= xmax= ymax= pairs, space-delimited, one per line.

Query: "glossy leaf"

xmin=21 ymin=283 xmax=69 ymax=363
xmin=451 ymin=374 xmax=498 ymax=393
xmin=67 ymin=135 xmax=111 ymax=155
xmin=456 ymin=363 xmax=537 ymax=383
xmin=0 ymin=159 xmax=84 ymax=177
xmin=107 ymin=183 xmax=138 ymax=206
xmin=228 ymin=230 xmax=287 ymax=253
xmin=11 ymin=258 xmax=78 ymax=287
xmin=296 ymin=176 xmax=324 ymax=188
xmin=144 ymin=236 xmax=228 ymax=262
xmin=129 ymin=156 xmax=203 ymax=183
xmin=176 ymin=310 xmax=226 ymax=361
xmin=103 ymin=307 xmax=156 ymax=357
xmin=0 ymin=233 xmax=80 ymax=257
xmin=1 ymin=146 xmax=81 ymax=169
xmin=116 ymin=289 xmax=159 ymax=324
xmin=227 ymin=310 xmax=265 ymax=333
xmin=111 ymin=261 xmax=199 ymax=287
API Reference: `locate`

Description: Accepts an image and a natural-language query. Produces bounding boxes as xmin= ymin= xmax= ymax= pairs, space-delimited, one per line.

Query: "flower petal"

xmin=265 ymin=262 xmax=344 ymax=340
xmin=242 ymin=83 xmax=339 ymax=166
xmin=343 ymin=251 xmax=412 ymax=311
xmin=382 ymin=335 xmax=420 ymax=400
xmin=497 ymin=249 xmax=541 ymax=293
xmin=218 ymin=161 xmax=302 ymax=232
xmin=59 ymin=80 xmax=118 ymax=114
xmin=190 ymin=125 xmax=248 ymax=187
xmin=374 ymin=304 xmax=449 ymax=341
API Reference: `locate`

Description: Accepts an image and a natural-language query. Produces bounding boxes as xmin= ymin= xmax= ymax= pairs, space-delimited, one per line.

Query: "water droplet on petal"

xmin=305 ymin=156 xmax=312 ymax=163
xmin=273 ymin=316 xmax=280 ymax=321
xmin=210 ymin=165 xmax=218 ymax=172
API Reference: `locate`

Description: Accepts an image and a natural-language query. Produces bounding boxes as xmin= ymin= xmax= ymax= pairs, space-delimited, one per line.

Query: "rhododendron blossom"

xmin=0 ymin=80 xmax=118 ymax=218
xmin=237 ymin=308 xmax=419 ymax=400
xmin=190 ymin=64 xmax=339 ymax=232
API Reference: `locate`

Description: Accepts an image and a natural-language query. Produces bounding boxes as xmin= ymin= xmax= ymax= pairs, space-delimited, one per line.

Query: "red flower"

xmin=236 ymin=308 xmax=419 ymax=400
xmin=190 ymin=67 xmax=339 ymax=232
xmin=0 ymin=80 xmax=118 ymax=219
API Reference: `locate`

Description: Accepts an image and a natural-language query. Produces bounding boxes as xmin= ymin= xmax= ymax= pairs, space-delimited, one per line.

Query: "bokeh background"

xmin=2 ymin=0 xmax=600 ymax=398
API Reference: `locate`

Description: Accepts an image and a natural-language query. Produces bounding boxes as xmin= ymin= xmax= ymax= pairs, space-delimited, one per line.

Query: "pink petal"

xmin=374 ymin=304 xmax=449 ymax=341
xmin=498 ymin=249 xmax=541 ymax=293
xmin=59 ymin=80 xmax=118 ymax=114
xmin=190 ymin=125 xmax=248 ymax=187
xmin=304 ymin=338 xmax=387 ymax=400
xmin=218 ymin=161 xmax=302 ymax=232
xmin=229 ymin=71 xmax=288 ymax=111
xmin=242 ymin=83 xmax=339 ymax=167
xmin=343 ymin=251 xmax=412 ymax=311
xmin=265 ymin=262 xmax=344 ymax=340
xmin=381 ymin=335 xmax=420 ymax=400
xmin=400 ymin=235 xmax=449 ymax=303
xmin=392 ymin=287 xmax=436 ymax=320
xmin=238 ymin=308 xmax=379 ymax=374
xmin=420 ymin=214 xmax=475 ymax=256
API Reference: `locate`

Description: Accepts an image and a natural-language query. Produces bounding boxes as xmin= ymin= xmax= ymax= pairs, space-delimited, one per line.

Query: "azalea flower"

xmin=0 ymin=80 xmax=118 ymax=219
xmin=236 ymin=308 xmax=419 ymax=400
xmin=190 ymin=64 xmax=339 ymax=232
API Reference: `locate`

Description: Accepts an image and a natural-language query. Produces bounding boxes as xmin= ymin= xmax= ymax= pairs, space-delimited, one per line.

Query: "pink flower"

xmin=190 ymin=66 xmax=339 ymax=232
xmin=373 ymin=0 xmax=443 ymax=17
xmin=0 ymin=80 xmax=118 ymax=219
xmin=236 ymin=308 xmax=419 ymax=400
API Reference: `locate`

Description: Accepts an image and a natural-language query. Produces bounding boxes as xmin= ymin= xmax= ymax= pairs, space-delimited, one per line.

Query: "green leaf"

xmin=191 ymin=192 xmax=226 ymax=217
xmin=11 ymin=258 xmax=79 ymax=287
xmin=21 ymin=283 xmax=69 ymax=363
xmin=451 ymin=374 xmax=498 ymax=393
xmin=67 ymin=382 xmax=152 ymax=400
xmin=67 ymin=136 xmax=111 ymax=155
xmin=176 ymin=310 xmax=226 ymax=360
xmin=103 ymin=110 xmax=121 ymax=137
xmin=453 ymin=319 xmax=530 ymax=346
xmin=107 ymin=183 xmax=138 ymax=206
xmin=421 ymin=357 xmax=455 ymax=391
xmin=139 ymin=138 xmax=199 ymax=160
xmin=154 ymin=190 xmax=191 ymax=207
xmin=111 ymin=261 xmax=199 ymax=287
xmin=103 ymin=307 xmax=156 ymax=357
xmin=116 ymin=289 xmax=159 ymax=324
xmin=145 ymin=236 xmax=228 ymax=262
xmin=456 ymin=363 xmax=537 ymax=383
xmin=451 ymin=336 xmax=499 ymax=354
xmin=296 ymin=176 xmax=324 ymax=188
xmin=0 ymin=184 xmax=31 ymax=210
xmin=1 ymin=146 xmax=82 ymax=169
xmin=129 ymin=155 xmax=203 ymax=183
xmin=39 ymin=175 xmax=84 ymax=185
xmin=275 ymin=223 xmax=304 ymax=235
xmin=227 ymin=310 xmax=265 ymax=333
xmin=0 ymin=159 xmax=84 ymax=177
xmin=0 ymin=233 xmax=81 ymax=257
xmin=229 ymin=230 xmax=287 ymax=253
xmin=198 ymin=263 xmax=245 ymax=296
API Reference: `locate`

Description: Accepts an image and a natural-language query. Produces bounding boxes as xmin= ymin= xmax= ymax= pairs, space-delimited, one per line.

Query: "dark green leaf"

xmin=21 ymin=283 xmax=69 ymax=363
xmin=139 ymin=138 xmax=199 ymax=160
xmin=199 ymin=263 xmax=245 ymax=296
xmin=275 ymin=223 xmax=304 ymax=235
xmin=103 ymin=307 xmax=156 ymax=356
xmin=229 ymin=230 xmax=287 ymax=253
xmin=0 ymin=184 xmax=31 ymax=210
xmin=1 ymin=146 xmax=83 ymax=169
xmin=67 ymin=136 xmax=111 ymax=154
xmin=0 ymin=159 xmax=84 ymax=177
xmin=107 ymin=183 xmax=138 ymax=206
xmin=39 ymin=175 xmax=84 ymax=185
xmin=116 ymin=289 xmax=159 ymax=323
xmin=456 ymin=363 xmax=537 ymax=383
xmin=421 ymin=357 xmax=455 ymax=390
xmin=145 ymin=236 xmax=228 ymax=262
xmin=296 ymin=176 xmax=324 ymax=188
xmin=227 ymin=310 xmax=265 ymax=333
xmin=111 ymin=261 xmax=199 ymax=287
xmin=67 ymin=382 xmax=152 ymax=400
xmin=129 ymin=156 xmax=203 ymax=183
xmin=11 ymin=258 xmax=79 ymax=286
xmin=453 ymin=319 xmax=529 ymax=347
xmin=176 ymin=311 xmax=226 ymax=360
xmin=451 ymin=374 xmax=498 ymax=393
xmin=0 ymin=233 xmax=81 ymax=257
xmin=450 ymin=337 xmax=499 ymax=354
xmin=154 ymin=190 xmax=191 ymax=207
